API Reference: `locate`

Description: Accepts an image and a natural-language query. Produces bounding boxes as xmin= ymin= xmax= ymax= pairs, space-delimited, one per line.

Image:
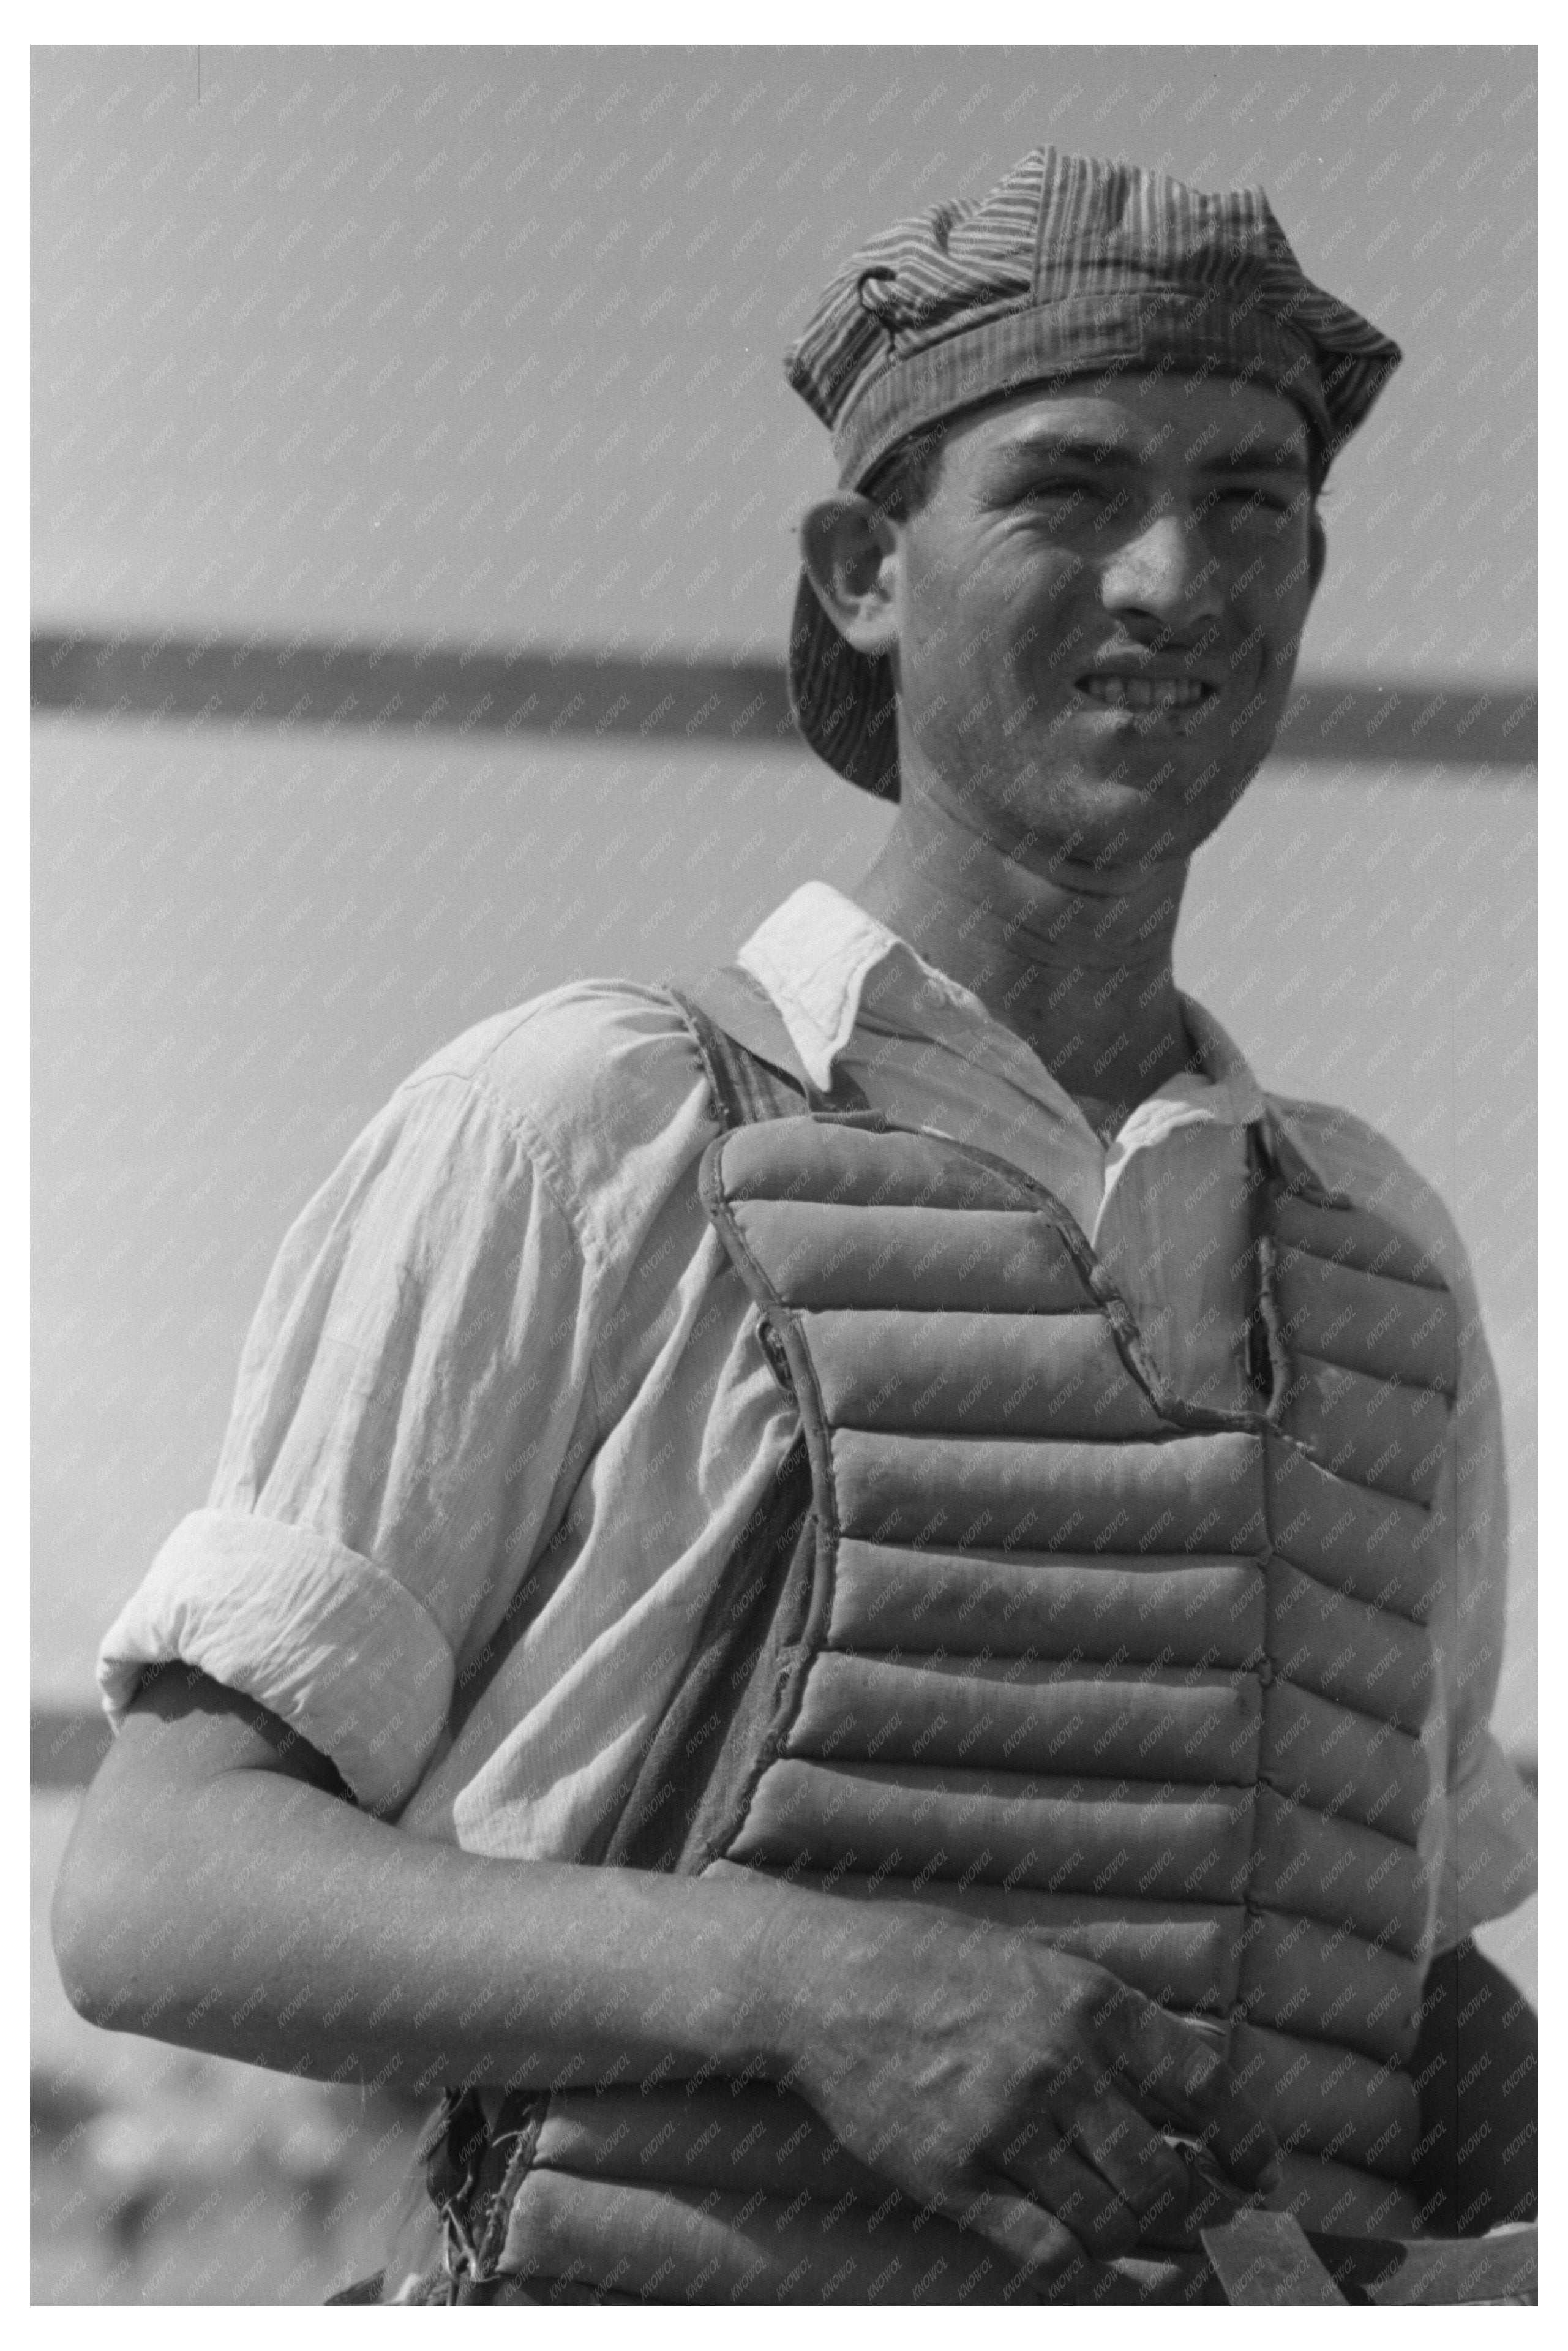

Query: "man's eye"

xmin=1217 ymin=486 xmax=1296 ymax=516
xmin=1018 ymin=481 xmax=1095 ymax=509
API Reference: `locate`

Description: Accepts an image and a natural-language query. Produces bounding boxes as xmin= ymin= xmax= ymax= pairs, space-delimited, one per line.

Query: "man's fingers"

xmin=1139 ymin=2046 xmax=1280 ymax=2190
xmin=1093 ymin=1992 xmax=1280 ymax=2189
xmin=1181 ymin=2090 xmax=1280 ymax=2191
xmin=960 ymin=2178 xmax=1106 ymax=2300
xmin=1088 ymin=1980 xmax=1220 ymax=2105
xmin=997 ymin=2121 xmax=1144 ymax=2260
xmin=1064 ymin=2096 xmax=1195 ymax=2236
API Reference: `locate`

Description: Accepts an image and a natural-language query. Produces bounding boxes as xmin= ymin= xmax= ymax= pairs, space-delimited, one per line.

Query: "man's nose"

xmin=1099 ymin=508 xmax=1225 ymax=628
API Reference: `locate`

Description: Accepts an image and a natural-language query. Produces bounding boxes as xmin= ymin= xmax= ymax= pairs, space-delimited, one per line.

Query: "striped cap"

xmin=785 ymin=146 xmax=1402 ymax=799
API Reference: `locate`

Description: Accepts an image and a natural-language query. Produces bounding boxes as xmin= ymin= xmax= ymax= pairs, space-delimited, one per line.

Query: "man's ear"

xmin=799 ymin=495 xmax=901 ymax=660
xmin=1307 ymin=506 xmax=1328 ymax=597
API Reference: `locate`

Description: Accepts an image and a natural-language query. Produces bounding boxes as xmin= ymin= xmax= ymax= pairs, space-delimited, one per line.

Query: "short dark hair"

xmin=860 ymin=426 xmax=947 ymax=522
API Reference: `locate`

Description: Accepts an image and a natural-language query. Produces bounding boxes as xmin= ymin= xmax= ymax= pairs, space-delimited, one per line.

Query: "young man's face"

xmin=883 ymin=374 xmax=1324 ymax=872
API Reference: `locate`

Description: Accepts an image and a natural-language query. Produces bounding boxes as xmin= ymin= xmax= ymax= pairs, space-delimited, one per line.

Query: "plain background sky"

xmin=34 ymin=45 xmax=1536 ymax=672
xmin=32 ymin=47 xmax=1536 ymax=1783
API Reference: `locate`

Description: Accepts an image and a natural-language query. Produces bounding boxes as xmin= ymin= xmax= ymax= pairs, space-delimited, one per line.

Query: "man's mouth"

xmin=1075 ymin=674 xmax=1213 ymax=712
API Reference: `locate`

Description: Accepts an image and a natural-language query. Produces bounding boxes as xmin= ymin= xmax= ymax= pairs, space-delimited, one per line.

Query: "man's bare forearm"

xmin=53 ymin=1669 xmax=1279 ymax=2276
xmin=52 ymin=1682 xmax=817 ymax=2101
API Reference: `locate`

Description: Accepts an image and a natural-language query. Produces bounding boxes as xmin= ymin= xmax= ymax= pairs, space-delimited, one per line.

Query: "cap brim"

xmin=787 ymin=571 xmax=901 ymax=801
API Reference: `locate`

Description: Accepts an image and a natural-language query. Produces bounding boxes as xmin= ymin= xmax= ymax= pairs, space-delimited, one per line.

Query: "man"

xmin=53 ymin=148 xmax=1536 ymax=2305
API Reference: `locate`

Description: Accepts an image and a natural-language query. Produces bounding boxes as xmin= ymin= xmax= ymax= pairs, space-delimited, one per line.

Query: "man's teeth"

xmin=1078 ymin=675 xmax=1207 ymax=710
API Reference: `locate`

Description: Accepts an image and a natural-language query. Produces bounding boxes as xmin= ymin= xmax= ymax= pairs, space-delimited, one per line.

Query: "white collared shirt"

xmin=98 ymin=882 xmax=1534 ymax=1949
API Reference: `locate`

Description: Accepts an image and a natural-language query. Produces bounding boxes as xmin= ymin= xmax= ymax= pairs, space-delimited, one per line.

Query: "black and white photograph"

xmin=31 ymin=32 xmax=1539 ymax=2309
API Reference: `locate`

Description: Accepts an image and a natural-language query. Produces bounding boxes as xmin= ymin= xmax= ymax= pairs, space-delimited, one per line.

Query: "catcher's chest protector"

xmin=407 ymin=1091 xmax=1461 ymax=2306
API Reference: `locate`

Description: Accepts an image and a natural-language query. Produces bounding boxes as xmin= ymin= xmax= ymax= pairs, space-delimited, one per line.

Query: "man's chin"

xmin=985 ymin=761 xmax=1247 ymax=876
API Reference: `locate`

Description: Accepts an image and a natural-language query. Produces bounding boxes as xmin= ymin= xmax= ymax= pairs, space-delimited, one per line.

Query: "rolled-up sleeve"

xmin=97 ymin=1067 xmax=602 ymax=1814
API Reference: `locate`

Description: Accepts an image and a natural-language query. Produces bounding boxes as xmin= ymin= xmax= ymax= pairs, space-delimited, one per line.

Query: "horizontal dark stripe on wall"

xmin=32 ymin=630 xmax=1537 ymax=769
xmin=29 ymin=1702 xmax=1540 ymax=1800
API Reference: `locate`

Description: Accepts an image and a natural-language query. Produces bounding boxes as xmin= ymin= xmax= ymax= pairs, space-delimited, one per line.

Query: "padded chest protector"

xmin=690 ymin=1119 xmax=1454 ymax=2167
xmin=439 ymin=1101 xmax=1461 ymax=2304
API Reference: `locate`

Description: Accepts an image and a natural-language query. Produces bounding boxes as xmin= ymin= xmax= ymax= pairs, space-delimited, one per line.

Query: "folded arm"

xmin=54 ymin=1664 xmax=786 ymax=2101
xmin=53 ymin=1664 xmax=1277 ymax=2278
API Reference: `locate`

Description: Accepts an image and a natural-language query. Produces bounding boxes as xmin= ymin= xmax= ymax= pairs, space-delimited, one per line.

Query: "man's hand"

xmin=765 ymin=1898 xmax=1279 ymax=2284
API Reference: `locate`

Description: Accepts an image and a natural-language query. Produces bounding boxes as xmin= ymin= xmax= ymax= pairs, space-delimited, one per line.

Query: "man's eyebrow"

xmin=991 ymin=434 xmax=1141 ymax=468
xmin=989 ymin=431 xmax=1310 ymax=475
xmin=1196 ymin=443 xmax=1312 ymax=476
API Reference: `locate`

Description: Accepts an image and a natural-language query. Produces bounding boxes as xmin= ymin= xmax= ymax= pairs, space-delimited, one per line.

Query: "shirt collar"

xmin=738 ymin=879 xmax=983 ymax=1093
xmin=738 ymin=879 xmax=1301 ymax=1156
